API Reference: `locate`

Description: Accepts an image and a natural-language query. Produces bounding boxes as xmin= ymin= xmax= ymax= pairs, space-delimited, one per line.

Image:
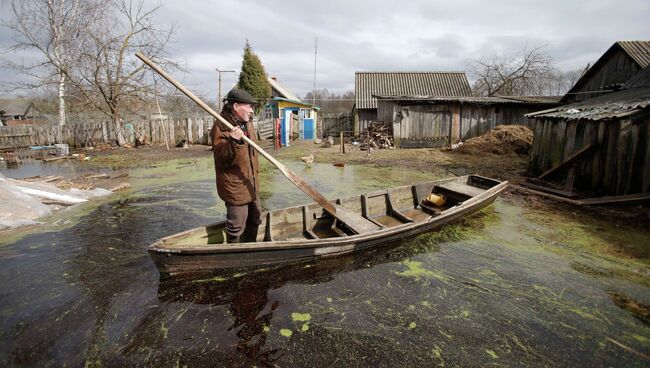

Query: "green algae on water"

xmin=397 ymin=259 xmax=435 ymax=279
xmin=291 ymin=312 xmax=311 ymax=322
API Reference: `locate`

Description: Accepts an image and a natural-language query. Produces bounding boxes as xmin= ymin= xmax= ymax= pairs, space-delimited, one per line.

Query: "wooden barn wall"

xmin=376 ymin=100 xmax=396 ymax=123
xmin=567 ymin=49 xmax=642 ymax=103
xmin=528 ymin=115 xmax=650 ymax=196
xmin=459 ymin=104 xmax=542 ymax=140
xmin=0 ymin=117 xmax=213 ymax=149
xmin=398 ymin=104 xmax=451 ymax=140
xmin=355 ymin=109 xmax=376 ymax=132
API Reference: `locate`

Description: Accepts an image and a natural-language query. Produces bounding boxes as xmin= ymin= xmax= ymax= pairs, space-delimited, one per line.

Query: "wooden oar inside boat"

xmin=135 ymin=52 xmax=378 ymax=235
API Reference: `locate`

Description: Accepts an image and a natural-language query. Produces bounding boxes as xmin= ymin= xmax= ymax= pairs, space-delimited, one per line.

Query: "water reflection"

xmin=155 ymin=236 xmax=439 ymax=366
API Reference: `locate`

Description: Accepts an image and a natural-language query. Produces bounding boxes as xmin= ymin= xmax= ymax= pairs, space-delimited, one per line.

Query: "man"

xmin=211 ymin=88 xmax=261 ymax=243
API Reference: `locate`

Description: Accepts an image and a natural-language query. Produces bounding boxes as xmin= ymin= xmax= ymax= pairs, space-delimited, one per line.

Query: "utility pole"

xmin=216 ymin=68 xmax=236 ymax=111
xmin=312 ymin=37 xmax=317 ymax=105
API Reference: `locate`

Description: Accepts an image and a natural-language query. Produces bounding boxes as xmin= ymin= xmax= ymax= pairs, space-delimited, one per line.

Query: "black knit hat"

xmin=224 ymin=88 xmax=257 ymax=104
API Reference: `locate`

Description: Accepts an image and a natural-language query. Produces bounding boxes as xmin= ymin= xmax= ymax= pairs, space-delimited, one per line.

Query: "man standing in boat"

xmin=211 ymin=88 xmax=261 ymax=243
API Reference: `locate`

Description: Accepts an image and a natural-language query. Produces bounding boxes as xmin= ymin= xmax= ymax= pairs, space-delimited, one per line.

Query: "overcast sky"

xmin=2 ymin=0 xmax=649 ymax=100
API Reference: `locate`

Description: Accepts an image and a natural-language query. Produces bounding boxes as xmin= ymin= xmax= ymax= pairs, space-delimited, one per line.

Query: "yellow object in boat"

xmin=425 ymin=193 xmax=446 ymax=206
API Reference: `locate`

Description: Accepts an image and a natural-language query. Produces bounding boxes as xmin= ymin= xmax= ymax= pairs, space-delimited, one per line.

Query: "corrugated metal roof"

xmin=355 ymin=72 xmax=471 ymax=109
xmin=373 ymin=94 xmax=560 ymax=105
xmin=497 ymin=95 xmax=562 ymax=104
xmin=526 ymin=87 xmax=650 ymax=120
xmin=267 ymin=77 xmax=302 ymax=102
xmin=618 ymin=41 xmax=650 ymax=68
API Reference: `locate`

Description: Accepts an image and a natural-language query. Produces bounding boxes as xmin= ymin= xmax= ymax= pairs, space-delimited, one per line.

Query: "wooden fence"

xmin=322 ymin=113 xmax=353 ymax=136
xmin=0 ymin=117 xmax=213 ymax=149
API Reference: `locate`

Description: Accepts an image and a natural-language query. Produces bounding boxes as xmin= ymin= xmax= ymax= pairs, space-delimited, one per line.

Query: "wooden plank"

xmin=537 ymin=143 xmax=597 ymax=180
xmin=436 ymin=181 xmax=485 ymax=197
xmin=564 ymin=165 xmax=576 ymax=192
xmin=578 ymin=192 xmax=650 ymax=205
xmin=521 ymin=181 xmax=580 ymax=198
xmin=616 ymin=119 xmax=639 ymax=195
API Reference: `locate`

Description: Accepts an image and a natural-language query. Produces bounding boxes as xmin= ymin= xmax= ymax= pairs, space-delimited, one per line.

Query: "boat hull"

xmin=147 ymin=175 xmax=507 ymax=274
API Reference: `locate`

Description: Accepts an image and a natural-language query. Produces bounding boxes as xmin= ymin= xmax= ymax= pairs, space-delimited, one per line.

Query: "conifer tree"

xmin=237 ymin=40 xmax=271 ymax=114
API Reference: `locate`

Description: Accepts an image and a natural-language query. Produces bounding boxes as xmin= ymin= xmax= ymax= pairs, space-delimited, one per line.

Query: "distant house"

xmin=353 ymin=72 xmax=472 ymax=133
xmin=562 ymin=41 xmax=650 ymax=103
xmin=0 ymin=99 xmax=46 ymax=126
xmin=261 ymin=76 xmax=320 ymax=146
xmin=374 ymin=94 xmax=560 ymax=147
xmin=526 ymin=65 xmax=650 ymax=197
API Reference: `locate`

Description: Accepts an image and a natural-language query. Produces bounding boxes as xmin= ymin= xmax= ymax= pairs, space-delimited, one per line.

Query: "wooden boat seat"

xmin=334 ymin=207 xmax=383 ymax=234
xmin=436 ymin=181 xmax=485 ymax=198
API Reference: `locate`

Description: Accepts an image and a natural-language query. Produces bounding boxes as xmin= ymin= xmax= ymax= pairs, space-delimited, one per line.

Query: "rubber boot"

xmin=240 ymin=225 xmax=260 ymax=243
xmin=226 ymin=234 xmax=240 ymax=244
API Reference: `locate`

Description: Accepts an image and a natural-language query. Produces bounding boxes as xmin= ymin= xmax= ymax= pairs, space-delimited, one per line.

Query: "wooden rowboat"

xmin=148 ymin=175 xmax=507 ymax=274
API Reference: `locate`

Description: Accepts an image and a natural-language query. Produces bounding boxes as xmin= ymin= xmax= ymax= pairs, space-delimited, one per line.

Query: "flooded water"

xmin=1 ymin=157 xmax=649 ymax=367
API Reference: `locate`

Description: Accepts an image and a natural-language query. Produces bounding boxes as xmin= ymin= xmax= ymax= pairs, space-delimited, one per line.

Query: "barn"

xmin=353 ymin=72 xmax=472 ymax=133
xmin=374 ymin=95 xmax=559 ymax=147
xmin=562 ymin=41 xmax=650 ymax=104
xmin=527 ymin=65 xmax=650 ymax=197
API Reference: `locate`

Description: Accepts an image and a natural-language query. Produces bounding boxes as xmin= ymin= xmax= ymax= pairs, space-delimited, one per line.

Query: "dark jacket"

xmin=211 ymin=111 xmax=260 ymax=205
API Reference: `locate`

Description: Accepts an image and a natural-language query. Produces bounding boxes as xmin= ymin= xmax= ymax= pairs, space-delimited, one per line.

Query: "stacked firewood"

xmin=360 ymin=122 xmax=393 ymax=150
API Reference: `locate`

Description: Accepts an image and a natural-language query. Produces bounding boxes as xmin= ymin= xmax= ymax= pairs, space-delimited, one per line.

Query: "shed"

xmin=353 ymin=72 xmax=472 ymax=133
xmin=0 ymin=99 xmax=40 ymax=124
xmin=260 ymin=77 xmax=320 ymax=146
xmin=526 ymin=66 xmax=650 ymax=196
xmin=375 ymin=95 xmax=560 ymax=148
xmin=562 ymin=41 xmax=650 ymax=103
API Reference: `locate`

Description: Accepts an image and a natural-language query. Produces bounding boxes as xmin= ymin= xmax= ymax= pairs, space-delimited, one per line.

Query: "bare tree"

xmin=65 ymin=0 xmax=175 ymax=146
xmin=4 ymin=0 xmax=103 ymax=134
xmin=534 ymin=68 xmax=584 ymax=96
xmin=468 ymin=45 xmax=557 ymax=96
xmin=303 ymin=89 xmax=355 ymax=114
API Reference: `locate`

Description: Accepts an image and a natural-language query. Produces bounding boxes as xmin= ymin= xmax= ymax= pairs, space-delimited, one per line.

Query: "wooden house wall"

xmin=528 ymin=114 xmax=650 ymax=196
xmin=566 ymin=49 xmax=642 ymax=103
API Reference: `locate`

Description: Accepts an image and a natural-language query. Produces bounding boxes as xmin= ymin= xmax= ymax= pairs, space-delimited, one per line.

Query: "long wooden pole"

xmin=135 ymin=52 xmax=337 ymax=215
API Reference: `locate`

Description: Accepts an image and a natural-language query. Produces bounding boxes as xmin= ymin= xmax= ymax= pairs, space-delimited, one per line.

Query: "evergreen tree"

xmin=237 ymin=40 xmax=271 ymax=114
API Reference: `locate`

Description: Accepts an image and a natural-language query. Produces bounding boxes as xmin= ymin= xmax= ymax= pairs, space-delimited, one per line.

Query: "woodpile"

xmin=360 ymin=122 xmax=394 ymax=151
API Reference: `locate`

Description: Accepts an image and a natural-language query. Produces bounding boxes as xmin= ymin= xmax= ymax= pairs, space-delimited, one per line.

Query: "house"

xmin=562 ymin=41 xmax=650 ymax=103
xmin=261 ymin=77 xmax=320 ymax=147
xmin=375 ymin=95 xmax=560 ymax=147
xmin=0 ymin=99 xmax=46 ymax=126
xmin=526 ymin=65 xmax=650 ymax=196
xmin=353 ymin=72 xmax=472 ymax=133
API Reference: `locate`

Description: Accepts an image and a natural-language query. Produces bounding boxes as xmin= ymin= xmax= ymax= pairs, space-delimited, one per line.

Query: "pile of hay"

xmin=455 ymin=125 xmax=533 ymax=155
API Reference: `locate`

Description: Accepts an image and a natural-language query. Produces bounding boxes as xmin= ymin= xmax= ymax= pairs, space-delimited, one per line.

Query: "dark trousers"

xmin=226 ymin=196 xmax=262 ymax=242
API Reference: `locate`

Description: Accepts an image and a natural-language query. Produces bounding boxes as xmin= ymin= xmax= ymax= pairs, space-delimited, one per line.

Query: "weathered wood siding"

xmin=528 ymin=115 xmax=650 ymax=196
xmin=459 ymin=104 xmax=537 ymax=140
xmin=355 ymin=109 xmax=376 ymax=133
xmin=566 ymin=49 xmax=642 ymax=103
xmin=378 ymin=99 xmax=547 ymax=147
xmin=398 ymin=105 xmax=451 ymax=140
xmin=0 ymin=117 xmax=213 ymax=149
